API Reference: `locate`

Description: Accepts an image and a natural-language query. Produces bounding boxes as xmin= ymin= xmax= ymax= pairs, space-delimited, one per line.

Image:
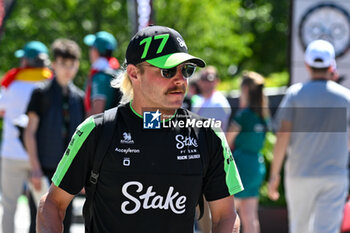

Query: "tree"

xmin=0 ymin=0 xmax=131 ymax=87
xmin=0 ymin=0 xmax=289 ymax=86
xmin=154 ymin=0 xmax=254 ymax=80
xmin=154 ymin=0 xmax=289 ymax=80
xmin=238 ymin=0 xmax=290 ymax=76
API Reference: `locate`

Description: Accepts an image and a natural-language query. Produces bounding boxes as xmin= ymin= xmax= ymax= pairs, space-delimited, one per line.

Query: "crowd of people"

xmin=0 ymin=25 xmax=348 ymax=233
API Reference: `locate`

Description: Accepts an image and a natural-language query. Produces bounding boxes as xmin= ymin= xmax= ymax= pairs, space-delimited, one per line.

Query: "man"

xmin=24 ymin=39 xmax=85 ymax=233
xmin=84 ymin=31 xmax=121 ymax=116
xmin=0 ymin=41 xmax=51 ymax=233
xmin=37 ymin=25 xmax=243 ymax=233
xmin=191 ymin=66 xmax=232 ymax=132
xmin=190 ymin=66 xmax=233 ymax=233
xmin=268 ymin=39 xmax=350 ymax=233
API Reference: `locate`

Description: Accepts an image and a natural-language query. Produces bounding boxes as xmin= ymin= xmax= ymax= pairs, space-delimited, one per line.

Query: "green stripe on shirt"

xmin=52 ymin=117 xmax=96 ymax=186
xmin=213 ymin=129 xmax=244 ymax=195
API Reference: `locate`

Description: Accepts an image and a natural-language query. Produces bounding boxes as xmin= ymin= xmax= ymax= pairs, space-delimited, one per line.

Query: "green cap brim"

xmin=146 ymin=52 xmax=206 ymax=69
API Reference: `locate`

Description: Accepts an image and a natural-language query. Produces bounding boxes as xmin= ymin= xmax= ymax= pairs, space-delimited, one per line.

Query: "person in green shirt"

xmin=226 ymin=71 xmax=270 ymax=233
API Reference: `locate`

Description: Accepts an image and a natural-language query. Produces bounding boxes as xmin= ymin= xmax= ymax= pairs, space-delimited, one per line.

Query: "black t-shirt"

xmin=52 ymin=103 xmax=243 ymax=233
xmin=26 ymin=78 xmax=85 ymax=169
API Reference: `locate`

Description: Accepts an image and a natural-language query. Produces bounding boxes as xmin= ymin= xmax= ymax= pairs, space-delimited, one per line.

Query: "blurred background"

xmin=0 ymin=0 xmax=290 ymax=90
xmin=1 ymin=0 xmax=350 ymax=232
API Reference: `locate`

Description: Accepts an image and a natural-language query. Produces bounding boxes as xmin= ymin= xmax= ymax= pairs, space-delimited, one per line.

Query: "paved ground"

xmin=0 ymin=195 xmax=85 ymax=233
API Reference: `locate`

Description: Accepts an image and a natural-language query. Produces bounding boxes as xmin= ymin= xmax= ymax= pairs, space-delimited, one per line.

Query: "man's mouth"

xmin=166 ymin=86 xmax=186 ymax=95
xmin=168 ymin=90 xmax=184 ymax=94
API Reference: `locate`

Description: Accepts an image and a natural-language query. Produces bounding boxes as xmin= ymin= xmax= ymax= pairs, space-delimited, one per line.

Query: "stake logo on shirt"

xmin=175 ymin=134 xmax=198 ymax=149
xmin=121 ymin=181 xmax=187 ymax=215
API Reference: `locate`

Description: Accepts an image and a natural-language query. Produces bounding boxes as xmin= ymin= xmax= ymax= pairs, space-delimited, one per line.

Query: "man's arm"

xmin=24 ymin=112 xmax=42 ymax=190
xmin=348 ymin=127 xmax=350 ymax=151
xmin=87 ymin=98 xmax=106 ymax=116
xmin=37 ymin=185 xmax=74 ymax=233
xmin=86 ymin=73 xmax=110 ymax=117
xmin=209 ymin=195 xmax=239 ymax=233
xmin=225 ymin=123 xmax=241 ymax=150
xmin=268 ymin=120 xmax=292 ymax=200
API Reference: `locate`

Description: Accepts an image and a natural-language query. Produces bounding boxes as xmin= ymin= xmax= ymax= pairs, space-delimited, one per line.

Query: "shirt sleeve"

xmin=26 ymin=88 xmax=44 ymax=116
xmin=203 ymin=128 xmax=243 ymax=201
xmin=0 ymin=87 xmax=9 ymax=110
xmin=273 ymin=85 xmax=297 ymax=130
xmin=52 ymin=116 xmax=97 ymax=195
xmin=91 ymin=73 xmax=112 ymax=101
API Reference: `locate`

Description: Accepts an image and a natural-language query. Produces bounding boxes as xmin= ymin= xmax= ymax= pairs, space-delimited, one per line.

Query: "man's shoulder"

xmin=91 ymin=104 xmax=127 ymax=122
xmin=286 ymin=82 xmax=303 ymax=94
xmin=329 ymin=81 xmax=350 ymax=95
xmin=28 ymin=80 xmax=52 ymax=99
xmin=91 ymin=72 xmax=115 ymax=91
xmin=92 ymin=70 xmax=116 ymax=81
xmin=210 ymin=91 xmax=231 ymax=107
xmin=68 ymin=83 xmax=84 ymax=98
xmin=35 ymin=79 xmax=52 ymax=92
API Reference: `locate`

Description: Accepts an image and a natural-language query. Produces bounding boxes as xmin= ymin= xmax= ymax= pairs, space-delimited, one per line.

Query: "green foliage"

xmin=154 ymin=0 xmax=290 ymax=79
xmin=238 ymin=0 xmax=290 ymax=76
xmin=265 ymin=71 xmax=289 ymax=88
xmin=154 ymin=0 xmax=254 ymax=81
xmin=0 ymin=0 xmax=290 ymax=86
xmin=0 ymin=0 xmax=131 ymax=88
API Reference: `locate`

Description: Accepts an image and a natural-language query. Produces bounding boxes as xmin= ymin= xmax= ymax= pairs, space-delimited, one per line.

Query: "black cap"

xmin=126 ymin=25 xmax=205 ymax=69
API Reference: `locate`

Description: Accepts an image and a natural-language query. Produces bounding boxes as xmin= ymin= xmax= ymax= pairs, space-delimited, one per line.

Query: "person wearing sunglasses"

xmin=37 ymin=25 xmax=243 ymax=233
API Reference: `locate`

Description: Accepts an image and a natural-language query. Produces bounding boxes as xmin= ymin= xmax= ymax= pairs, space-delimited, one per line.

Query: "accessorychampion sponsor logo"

xmin=176 ymin=37 xmax=187 ymax=49
xmin=175 ymin=134 xmax=198 ymax=149
xmin=121 ymin=132 xmax=134 ymax=144
xmin=115 ymin=147 xmax=140 ymax=154
xmin=175 ymin=134 xmax=200 ymax=160
xmin=121 ymin=181 xmax=186 ymax=214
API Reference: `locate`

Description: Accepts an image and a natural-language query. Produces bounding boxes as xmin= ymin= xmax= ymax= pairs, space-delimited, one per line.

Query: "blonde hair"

xmin=111 ymin=71 xmax=133 ymax=104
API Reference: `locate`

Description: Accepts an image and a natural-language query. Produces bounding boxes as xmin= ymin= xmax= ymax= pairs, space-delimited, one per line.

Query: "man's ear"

xmin=304 ymin=62 xmax=312 ymax=73
xmin=327 ymin=65 xmax=334 ymax=73
xmin=127 ymin=64 xmax=139 ymax=81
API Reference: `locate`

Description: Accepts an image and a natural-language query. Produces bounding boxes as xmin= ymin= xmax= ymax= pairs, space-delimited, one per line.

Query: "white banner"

xmin=291 ymin=0 xmax=350 ymax=88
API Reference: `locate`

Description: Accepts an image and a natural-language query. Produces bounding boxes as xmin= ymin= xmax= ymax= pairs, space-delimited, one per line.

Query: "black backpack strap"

xmin=87 ymin=107 xmax=118 ymax=231
xmin=193 ymin=122 xmax=209 ymax=220
xmin=90 ymin=107 xmax=118 ymax=183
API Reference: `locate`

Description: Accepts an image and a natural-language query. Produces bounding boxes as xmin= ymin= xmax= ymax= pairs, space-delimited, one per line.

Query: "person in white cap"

xmin=268 ymin=39 xmax=350 ymax=233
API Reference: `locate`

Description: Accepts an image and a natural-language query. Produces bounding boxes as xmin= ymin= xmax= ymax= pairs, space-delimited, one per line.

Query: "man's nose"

xmin=172 ymin=68 xmax=186 ymax=85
